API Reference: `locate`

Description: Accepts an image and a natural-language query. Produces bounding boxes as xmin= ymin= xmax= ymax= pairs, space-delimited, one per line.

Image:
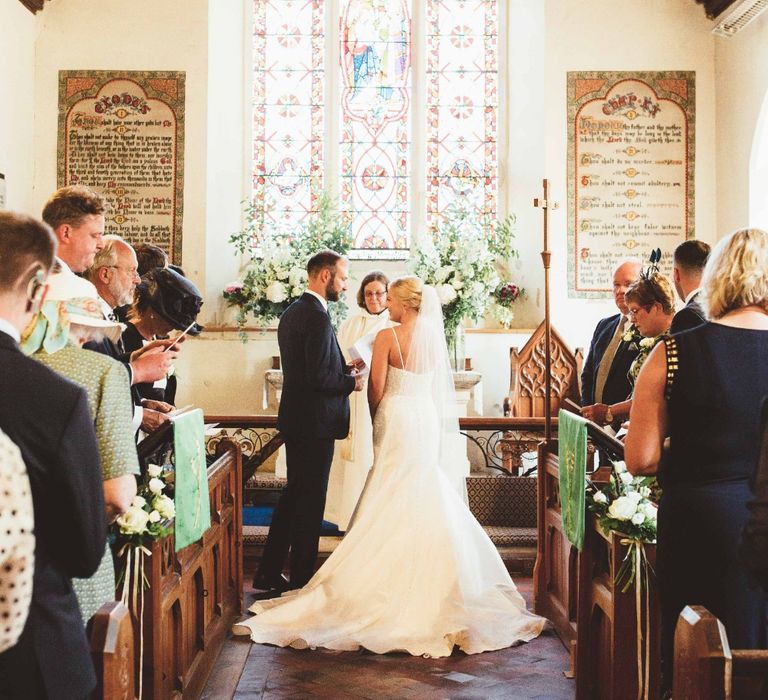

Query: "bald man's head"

xmin=612 ymin=261 xmax=642 ymax=315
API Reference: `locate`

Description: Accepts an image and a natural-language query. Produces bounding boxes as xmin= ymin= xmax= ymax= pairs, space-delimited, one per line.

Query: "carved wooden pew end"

xmin=89 ymin=600 xmax=135 ymax=700
xmin=674 ymin=605 xmax=768 ymax=699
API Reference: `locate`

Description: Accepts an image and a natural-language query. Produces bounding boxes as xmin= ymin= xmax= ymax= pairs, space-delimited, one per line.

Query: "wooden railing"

xmin=205 ymin=414 xmax=557 ymax=477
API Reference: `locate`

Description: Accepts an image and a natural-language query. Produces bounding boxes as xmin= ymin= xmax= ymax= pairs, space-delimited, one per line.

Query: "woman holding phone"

xmin=122 ymin=267 xmax=204 ymax=406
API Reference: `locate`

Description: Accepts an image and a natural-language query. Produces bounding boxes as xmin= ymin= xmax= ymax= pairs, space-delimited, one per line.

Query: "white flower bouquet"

xmin=225 ymin=191 xmax=351 ymax=330
xmin=587 ymin=460 xmax=659 ymax=591
xmin=409 ymin=202 xmax=518 ymax=336
xmin=115 ymin=463 xmax=175 ymax=545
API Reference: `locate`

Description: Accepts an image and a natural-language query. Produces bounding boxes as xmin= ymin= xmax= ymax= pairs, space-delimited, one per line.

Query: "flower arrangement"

xmin=224 ymin=191 xmax=352 ymax=330
xmin=623 ymin=324 xmax=666 ymax=387
xmin=587 ymin=459 xmax=658 ymax=591
xmin=115 ymin=463 xmax=175 ymax=546
xmin=113 ymin=464 xmax=175 ymax=700
xmin=408 ymin=202 xmax=519 ymax=336
xmin=489 ymin=282 xmax=524 ymax=329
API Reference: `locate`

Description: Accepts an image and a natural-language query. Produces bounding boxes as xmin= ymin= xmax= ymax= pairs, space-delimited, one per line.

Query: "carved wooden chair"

xmin=501 ymin=321 xmax=583 ymax=472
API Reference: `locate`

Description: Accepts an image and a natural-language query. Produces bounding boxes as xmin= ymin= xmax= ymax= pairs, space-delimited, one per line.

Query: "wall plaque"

xmin=567 ymin=71 xmax=695 ymax=297
xmin=58 ymin=71 xmax=185 ymax=263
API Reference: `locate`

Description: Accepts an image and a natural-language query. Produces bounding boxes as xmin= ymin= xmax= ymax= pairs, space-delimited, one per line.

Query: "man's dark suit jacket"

xmin=277 ymin=293 xmax=355 ymax=439
xmin=670 ymin=292 xmax=707 ymax=334
xmin=0 ymin=331 xmax=106 ymax=699
xmin=581 ymin=313 xmax=640 ymax=406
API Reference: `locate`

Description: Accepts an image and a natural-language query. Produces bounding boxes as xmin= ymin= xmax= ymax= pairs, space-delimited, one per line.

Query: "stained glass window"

xmin=426 ymin=0 xmax=498 ymax=224
xmin=340 ymin=0 xmax=411 ymax=258
xmin=252 ymin=0 xmax=324 ymax=231
xmin=252 ymin=0 xmax=499 ymax=257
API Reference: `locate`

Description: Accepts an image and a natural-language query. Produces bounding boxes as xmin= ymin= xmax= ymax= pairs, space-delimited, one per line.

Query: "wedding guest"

xmin=123 ymin=267 xmax=204 ymax=406
xmin=134 ymin=242 xmax=169 ymax=276
xmin=0 ymin=429 xmax=34 ymax=654
xmin=0 ymin=211 xmax=105 ymax=699
xmin=84 ymin=235 xmax=178 ymax=433
xmin=741 ymin=399 xmax=768 ymax=590
xmin=24 ymin=272 xmax=140 ymax=624
xmin=625 ymin=228 xmax=768 ymax=692
xmin=670 ymin=239 xmax=710 ymax=333
xmin=41 ymin=185 xmax=105 ymax=274
xmin=325 ymin=271 xmax=394 ymax=531
xmin=582 ymin=271 xmax=675 ymax=426
xmin=580 ymin=260 xmax=642 ymax=424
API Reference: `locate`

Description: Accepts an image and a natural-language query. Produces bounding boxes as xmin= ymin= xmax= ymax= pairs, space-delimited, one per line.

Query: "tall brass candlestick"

xmin=533 ymin=179 xmax=558 ymax=444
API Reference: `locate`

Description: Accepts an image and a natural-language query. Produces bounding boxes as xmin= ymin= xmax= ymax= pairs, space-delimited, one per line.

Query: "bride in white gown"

xmin=233 ymin=275 xmax=546 ymax=657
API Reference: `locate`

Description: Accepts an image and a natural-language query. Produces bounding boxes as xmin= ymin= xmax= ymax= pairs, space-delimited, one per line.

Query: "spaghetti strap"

xmin=390 ymin=327 xmax=406 ymax=368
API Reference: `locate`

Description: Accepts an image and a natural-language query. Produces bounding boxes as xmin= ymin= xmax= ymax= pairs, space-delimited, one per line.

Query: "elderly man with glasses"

xmin=84 ymin=235 xmax=179 ymax=433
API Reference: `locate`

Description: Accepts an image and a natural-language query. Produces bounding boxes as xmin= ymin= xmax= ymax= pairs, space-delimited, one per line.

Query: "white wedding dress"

xmin=233 ymin=313 xmax=546 ymax=656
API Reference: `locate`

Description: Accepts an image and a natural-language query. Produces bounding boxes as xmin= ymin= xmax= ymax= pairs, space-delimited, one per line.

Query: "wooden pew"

xmin=674 ymin=605 xmax=768 ymax=699
xmin=89 ymin=601 xmax=135 ymax=700
xmin=115 ymin=433 xmax=243 ymax=699
xmin=534 ymin=423 xmax=661 ymax=698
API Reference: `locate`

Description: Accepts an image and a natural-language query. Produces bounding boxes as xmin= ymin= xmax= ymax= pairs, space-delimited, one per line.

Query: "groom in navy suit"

xmin=255 ymin=250 xmax=364 ymax=594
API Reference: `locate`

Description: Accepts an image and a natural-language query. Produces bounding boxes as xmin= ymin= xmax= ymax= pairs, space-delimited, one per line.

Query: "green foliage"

xmin=224 ymin=191 xmax=352 ymax=331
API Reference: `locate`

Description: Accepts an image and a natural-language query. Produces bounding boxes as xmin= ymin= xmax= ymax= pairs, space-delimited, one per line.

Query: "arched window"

xmin=750 ymin=89 xmax=768 ymax=231
xmin=251 ymin=0 xmax=501 ymax=259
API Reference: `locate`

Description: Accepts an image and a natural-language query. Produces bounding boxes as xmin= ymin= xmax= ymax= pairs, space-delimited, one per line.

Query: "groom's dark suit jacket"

xmin=278 ymin=293 xmax=355 ymax=439
xmin=670 ymin=292 xmax=707 ymax=334
xmin=581 ymin=313 xmax=640 ymax=406
xmin=0 ymin=331 xmax=106 ymax=699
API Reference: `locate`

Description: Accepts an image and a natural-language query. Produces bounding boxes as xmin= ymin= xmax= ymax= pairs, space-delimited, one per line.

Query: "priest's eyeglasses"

xmin=364 ymin=290 xmax=387 ymax=298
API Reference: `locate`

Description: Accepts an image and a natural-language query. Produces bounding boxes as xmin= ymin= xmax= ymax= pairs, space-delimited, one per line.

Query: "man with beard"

xmin=84 ymin=235 xmax=178 ymax=433
xmin=253 ymin=250 xmax=364 ymax=595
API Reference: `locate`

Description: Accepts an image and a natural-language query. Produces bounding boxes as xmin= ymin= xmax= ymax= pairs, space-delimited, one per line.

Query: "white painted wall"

xmin=0 ymin=1 xmax=37 ymax=212
xmin=714 ymin=11 xmax=768 ymax=235
xmin=30 ymin=0 xmax=209 ymax=289
xmin=539 ymin=0 xmax=717 ymax=356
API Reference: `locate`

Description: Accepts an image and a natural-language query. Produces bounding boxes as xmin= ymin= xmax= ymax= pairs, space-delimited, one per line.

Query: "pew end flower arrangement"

xmin=114 ymin=463 xmax=175 ymax=592
xmin=586 ymin=459 xmax=658 ymax=592
xmin=224 ymin=191 xmax=352 ymax=333
xmin=408 ymin=202 xmax=522 ymax=358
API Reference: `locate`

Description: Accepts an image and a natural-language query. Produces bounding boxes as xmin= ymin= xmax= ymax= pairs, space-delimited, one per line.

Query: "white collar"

xmin=684 ymin=287 xmax=701 ymax=305
xmin=55 ymin=257 xmax=72 ymax=274
xmin=97 ymin=296 xmax=114 ymax=319
xmin=0 ymin=317 xmax=20 ymax=343
xmin=305 ymin=289 xmax=328 ymax=310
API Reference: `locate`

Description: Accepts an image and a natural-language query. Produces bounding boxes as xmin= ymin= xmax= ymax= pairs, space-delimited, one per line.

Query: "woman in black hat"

xmin=122 ymin=267 xmax=203 ymax=406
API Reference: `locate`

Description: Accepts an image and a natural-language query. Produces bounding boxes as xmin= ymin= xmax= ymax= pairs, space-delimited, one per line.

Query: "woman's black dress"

xmin=121 ymin=322 xmax=177 ymax=405
xmin=659 ymin=322 xmax=768 ymax=689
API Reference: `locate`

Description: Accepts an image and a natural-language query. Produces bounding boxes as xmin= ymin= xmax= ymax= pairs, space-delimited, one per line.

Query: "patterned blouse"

xmin=0 ymin=429 xmax=34 ymax=652
xmin=34 ymin=345 xmax=140 ymax=623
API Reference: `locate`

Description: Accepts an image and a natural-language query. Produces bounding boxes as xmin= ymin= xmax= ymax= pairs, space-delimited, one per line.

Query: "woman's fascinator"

xmin=20 ymin=272 xmax=124 ymax=355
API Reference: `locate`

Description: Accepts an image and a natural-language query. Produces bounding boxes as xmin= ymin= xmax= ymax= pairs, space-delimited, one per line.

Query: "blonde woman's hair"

xmin=702 ymin=227 xmax=768 ymax=319
xmin=389 ymin=275 xmax=423 ymax=311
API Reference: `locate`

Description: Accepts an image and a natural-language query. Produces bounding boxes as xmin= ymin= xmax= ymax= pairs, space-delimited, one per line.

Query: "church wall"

xmin=0 ymin=2 xmax=37 ymax=212
xmin=713 ymin=11 xmax=768 ymax=235
xmin=539 ymin=0 xmax=717 ymax=356
xmin=29 ymin=0 xmax=210 ymax=286
xmin=13 ymin=1 xmax=719 ymax=418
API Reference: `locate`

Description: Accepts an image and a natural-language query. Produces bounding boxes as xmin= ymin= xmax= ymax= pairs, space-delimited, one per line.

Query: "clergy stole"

xmin=558 ymin=409 xmax=588 ymax=551
xmin=173 ymin=408 xmax=211 ymax=551
xmin=594 ymin=316 xmax=628 ymax=403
